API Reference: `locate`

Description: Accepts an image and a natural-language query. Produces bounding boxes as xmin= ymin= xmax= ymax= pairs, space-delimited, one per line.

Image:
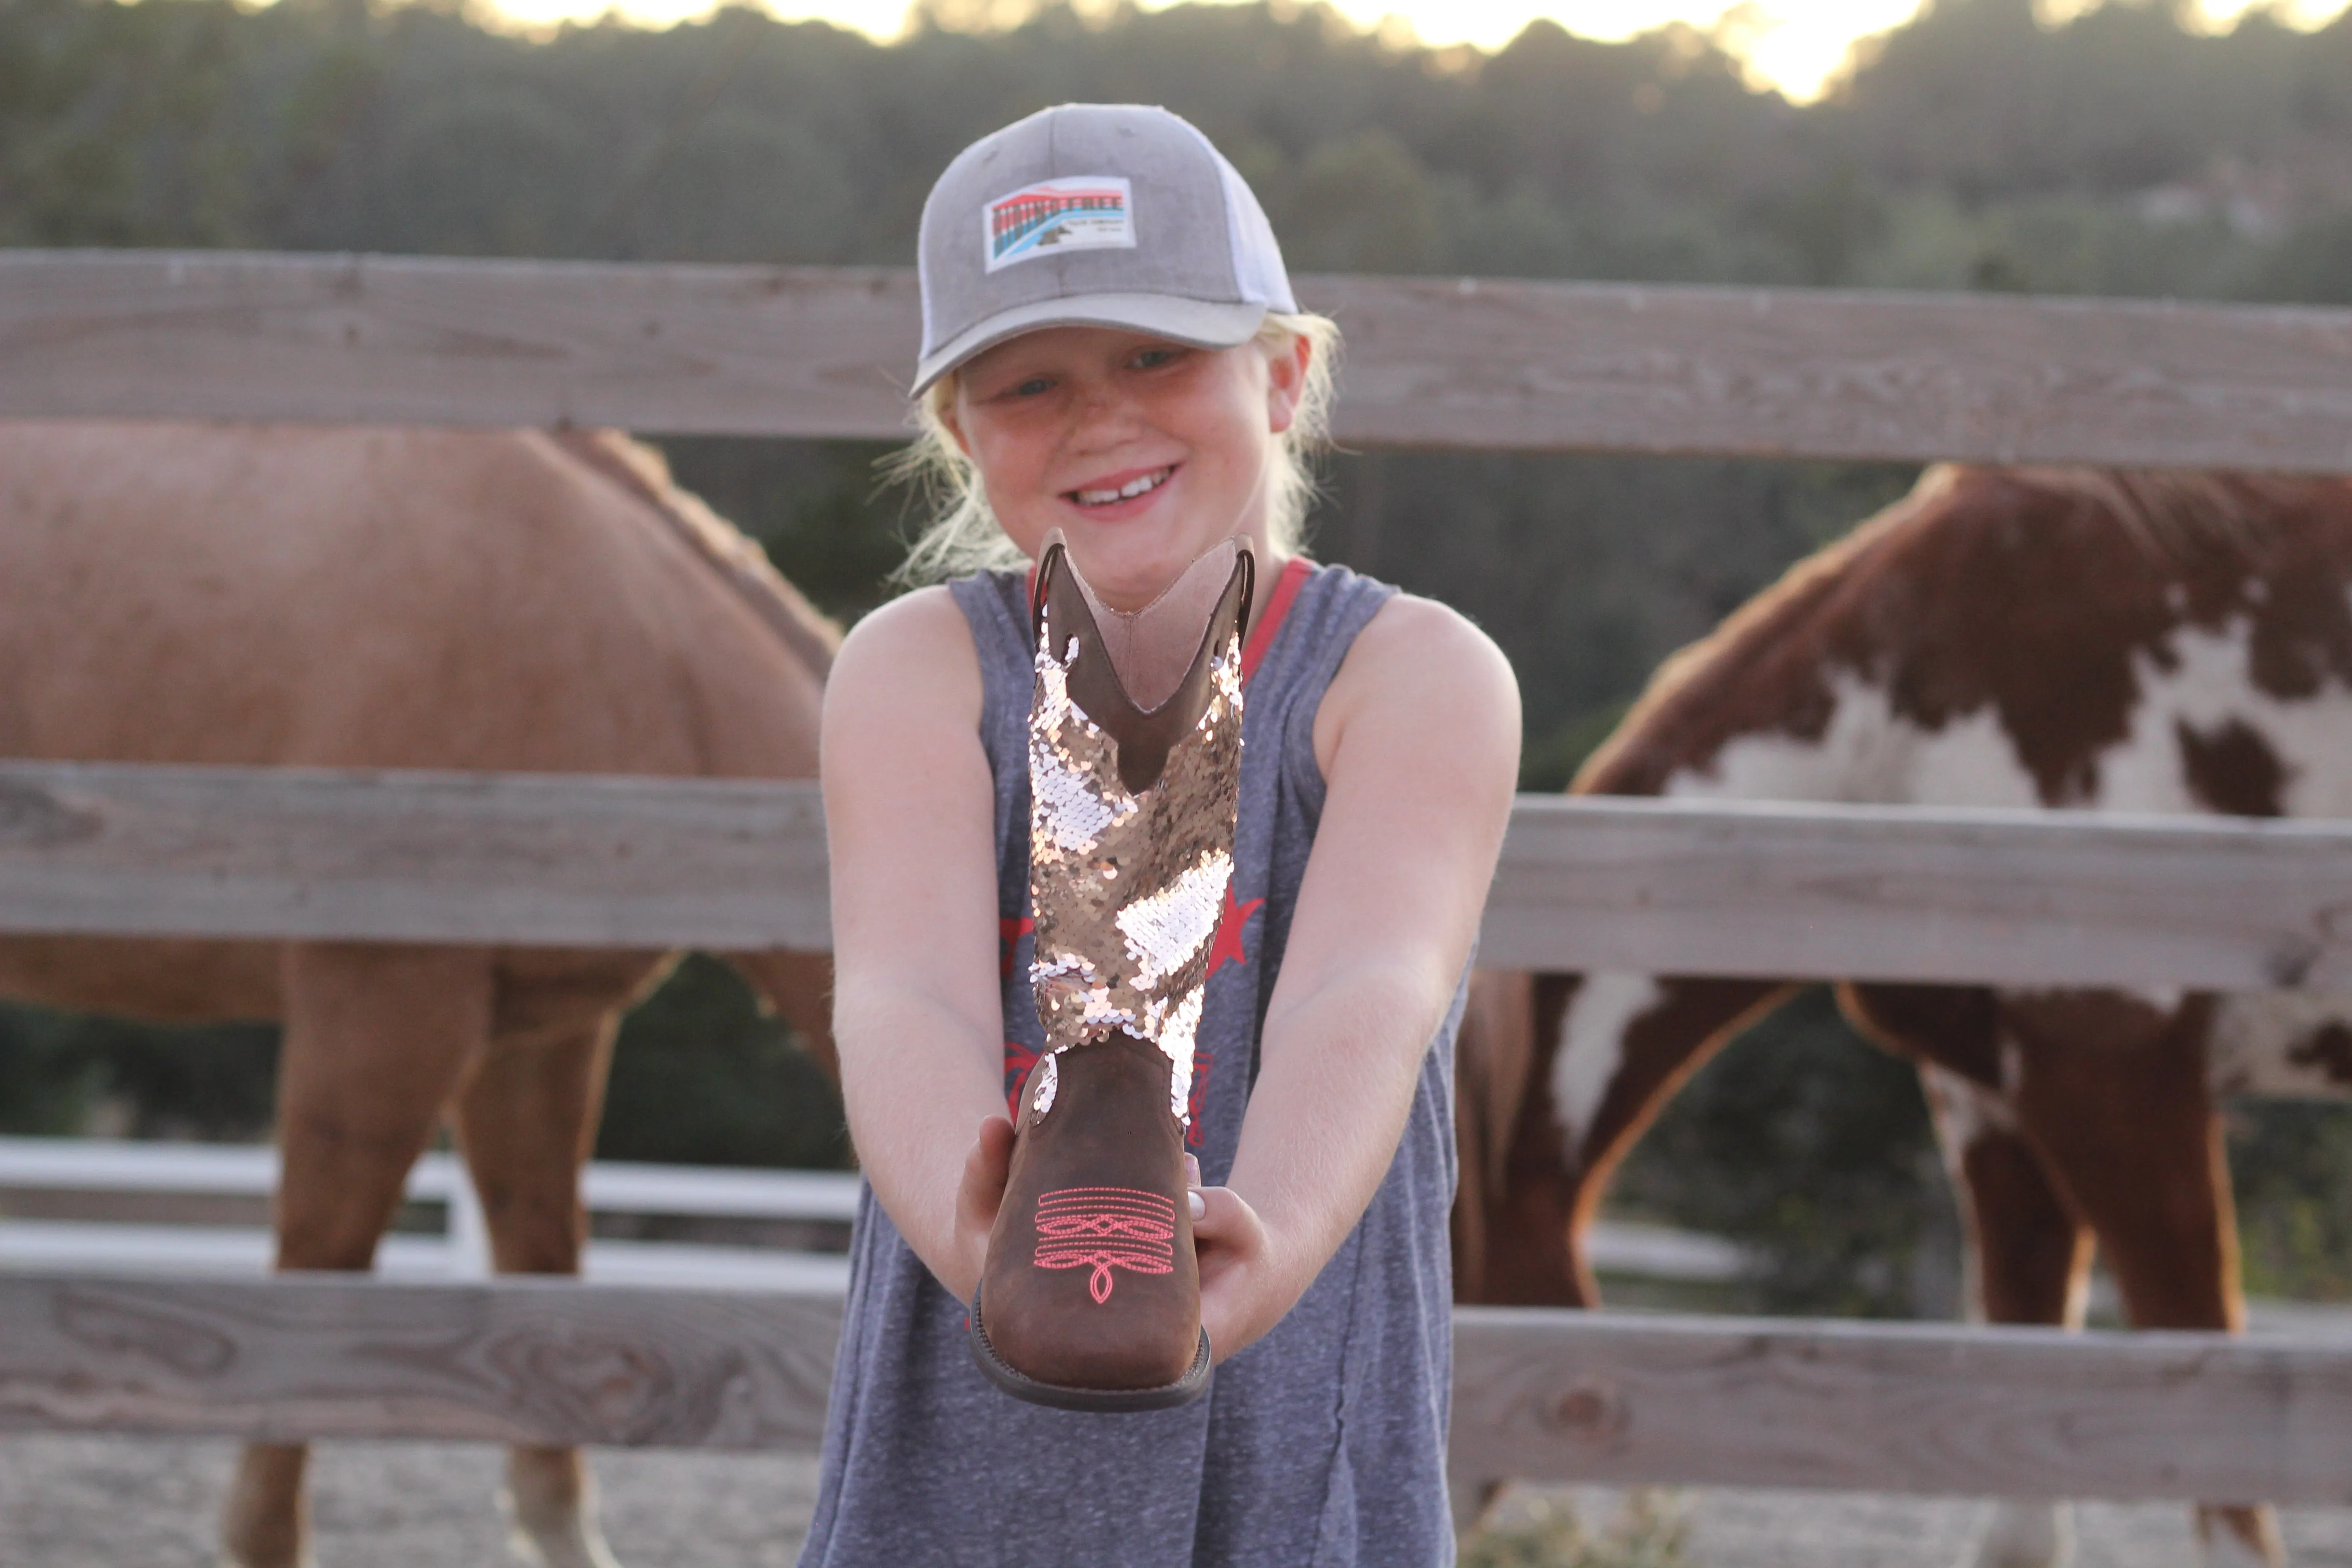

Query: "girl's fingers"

xmin=1188 ymin=1183 xmax=1265 ymax=1256
xmin=1192 ymin=1186 xmax=1277 ymax=1362
xmin=957 ymin=1116 xmax=1015 ymax=1229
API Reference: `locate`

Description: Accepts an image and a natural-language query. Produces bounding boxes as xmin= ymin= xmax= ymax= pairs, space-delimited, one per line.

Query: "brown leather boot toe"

xmin=974 ymin=1034 xmax=1205 ymax=1401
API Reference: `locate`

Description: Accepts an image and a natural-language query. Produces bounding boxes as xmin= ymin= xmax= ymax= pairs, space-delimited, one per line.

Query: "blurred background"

xmin=5 ymin=0 xmax=2352 ymax=1320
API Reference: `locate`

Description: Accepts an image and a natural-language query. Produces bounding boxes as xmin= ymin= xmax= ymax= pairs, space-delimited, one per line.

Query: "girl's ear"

xmin=1264 ymin=332 xmax=1312 ymax=437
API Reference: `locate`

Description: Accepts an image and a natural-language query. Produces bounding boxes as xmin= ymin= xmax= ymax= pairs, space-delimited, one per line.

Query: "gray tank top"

xmin=799 ymin=560 xmax=1463 ymax=1568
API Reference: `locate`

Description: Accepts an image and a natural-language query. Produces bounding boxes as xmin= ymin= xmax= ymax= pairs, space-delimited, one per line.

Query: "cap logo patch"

xmin=984 ymin=176 xmax=1135 ymax=272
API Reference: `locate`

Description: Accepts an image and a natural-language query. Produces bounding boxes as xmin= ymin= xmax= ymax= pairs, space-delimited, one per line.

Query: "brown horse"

xmin=1455 ymin=466 xmax=2352 ymax=1568
xmin=0 ymin=421 xmax=839 ymax=1568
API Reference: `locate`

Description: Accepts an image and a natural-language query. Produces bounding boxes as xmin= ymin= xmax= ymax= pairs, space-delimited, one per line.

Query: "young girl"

xmin=804 ymin=103 xmax=1519 ymax=1566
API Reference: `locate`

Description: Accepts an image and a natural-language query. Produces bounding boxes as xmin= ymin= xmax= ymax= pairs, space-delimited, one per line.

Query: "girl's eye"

xmin=1006 ymin=376 xmax=1055 ymax=398
xmin=1131 ymin=347 xmax=1183 ymax=370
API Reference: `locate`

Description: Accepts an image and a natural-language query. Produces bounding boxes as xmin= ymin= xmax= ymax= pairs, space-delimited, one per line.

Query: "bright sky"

xmin=485 ymin=0 xmax=2352 ymax=102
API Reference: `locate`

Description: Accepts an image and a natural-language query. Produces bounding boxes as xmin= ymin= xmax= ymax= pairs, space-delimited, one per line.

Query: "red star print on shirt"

xmin=1002 ymin=1040 xmax=1041 ymax=1113
xmin=999 ymin=915 xmax=1034 ymax=979
xmin=1206 ymin=885 xmax=1264 ymax=978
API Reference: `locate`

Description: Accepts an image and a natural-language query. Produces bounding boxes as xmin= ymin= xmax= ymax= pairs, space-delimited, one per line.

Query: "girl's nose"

xmin=1068 ymin=380 xmax=1143 ymax=442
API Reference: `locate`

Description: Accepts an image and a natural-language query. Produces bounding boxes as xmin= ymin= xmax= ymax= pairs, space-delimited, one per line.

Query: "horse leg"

xmin=222 ymin=943 xmax=493 ymax=1568
xmin=2001 ymin=993 xmax=2283 ymax=1568
xmin=1528 ymin=974 xmax=1795 ymax=1305
xmin=452 ymin=1004 xmax=625 ymax=1568
xmin=1920 ymin=1064 xmax=2092 ymax=1568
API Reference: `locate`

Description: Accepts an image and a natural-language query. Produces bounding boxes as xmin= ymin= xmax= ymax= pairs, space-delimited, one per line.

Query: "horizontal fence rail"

xmin=5 ymin=1270 xmax=2352 ymax=1505
xmin=10 ymin=760 xmax=2352 ymax=990
xmin=0 ymin=1274 xmax=845 ymax=1450
xmin=7 ymin=250 xmax=2352 ymax=470
xmin=0 ymin=1136 xmax=1733 ymax=1289
xmin=0 ymin=1137 xmax=860 ymax=1219
xmin=0 ymin=760 xmax=832 ymax=951
xmin=1449 ymin=1308 xmax=2352 ymax=1505
xmin=0 ymin=1138 xmax=859 ymax=1290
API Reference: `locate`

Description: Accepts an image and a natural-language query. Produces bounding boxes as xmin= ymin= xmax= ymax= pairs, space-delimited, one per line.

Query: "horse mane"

xmin=2002 ymin=465 xmax=2322 ymax=567
xmin=549 ymin=429 xmax=842 ymax=681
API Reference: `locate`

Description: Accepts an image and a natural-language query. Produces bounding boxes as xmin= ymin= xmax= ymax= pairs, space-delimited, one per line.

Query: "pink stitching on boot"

xmin=1032 ymin=1187 xmax=1175 ymax=1304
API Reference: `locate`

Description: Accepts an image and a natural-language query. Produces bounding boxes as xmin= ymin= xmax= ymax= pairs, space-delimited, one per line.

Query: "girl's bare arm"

xmin=821 ymin=587 xmax=1009 ymax=1301
xmin=1196 ymin=594 xmax=1521 ymax=1357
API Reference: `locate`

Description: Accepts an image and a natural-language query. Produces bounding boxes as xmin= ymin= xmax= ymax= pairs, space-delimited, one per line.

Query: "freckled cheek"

xmin=970 ymin=433 xmax=1060 ymax=514
xmin=1191 ymin=427 xmax=1271 ymax=506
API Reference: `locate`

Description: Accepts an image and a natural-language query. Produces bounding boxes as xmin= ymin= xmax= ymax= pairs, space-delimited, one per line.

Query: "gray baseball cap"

xmin=912 ymin=103 xmax=1298 ymax=395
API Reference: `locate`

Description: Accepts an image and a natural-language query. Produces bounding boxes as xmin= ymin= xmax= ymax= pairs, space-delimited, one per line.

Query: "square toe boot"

xmin=970 ymin=532 xmax=1254 ymax=1411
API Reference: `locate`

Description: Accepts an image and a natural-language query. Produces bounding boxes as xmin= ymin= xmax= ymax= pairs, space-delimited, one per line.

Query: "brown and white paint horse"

xmin=1454 ymin=465 xmax=2352 ymax=1568
xmin=0 ymin=422 xmax=839 ymax=1568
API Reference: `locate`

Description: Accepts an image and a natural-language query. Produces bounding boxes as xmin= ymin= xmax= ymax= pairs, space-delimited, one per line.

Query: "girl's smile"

xmin=1067 ymin=463 xmax=1176 ymax=514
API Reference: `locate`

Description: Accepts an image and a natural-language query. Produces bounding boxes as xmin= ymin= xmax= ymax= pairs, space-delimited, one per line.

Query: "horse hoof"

xmin=498 ymin=1471 xmax=624 ymax=1568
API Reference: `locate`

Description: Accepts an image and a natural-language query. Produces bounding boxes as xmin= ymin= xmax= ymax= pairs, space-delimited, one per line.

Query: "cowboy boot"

xmin=969 ymin=531 xmax=1254 ymax=1411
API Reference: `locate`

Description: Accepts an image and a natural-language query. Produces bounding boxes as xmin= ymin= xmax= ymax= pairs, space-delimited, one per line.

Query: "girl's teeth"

xmin=1076 ymin=468 xmax=1169 ymax=505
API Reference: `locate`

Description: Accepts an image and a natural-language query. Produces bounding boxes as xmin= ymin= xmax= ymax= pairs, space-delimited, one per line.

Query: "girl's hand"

xmin=1186 ymin=1153 xmax=1288 ymax=1361
xmin=948 ymin=1115 xmax=1016 ymax=1303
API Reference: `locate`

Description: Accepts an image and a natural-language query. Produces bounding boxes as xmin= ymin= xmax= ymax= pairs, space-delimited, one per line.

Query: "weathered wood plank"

xmin=1450 ymin=1306 xmax=2352 ymax=1504
xmin=1310 ymin=273 xmax=2352 ymax=470
xmin=1479 ymin=794 xmax=2352 ymax=988
xmin=6 ymin=250 xmax=2352 ymax=470
xmin=7 ymin=1271 xmax=2351 ymax=1504
xmin=11 ymin=760 xmax=2352 ymax=991
xmin=0 ymin=251 xmax=919 ymax=442
xmin=0 ymin=1272 xmax=841 ymax=1449
xmin=0 ymin=760 xmax=832 ymax=951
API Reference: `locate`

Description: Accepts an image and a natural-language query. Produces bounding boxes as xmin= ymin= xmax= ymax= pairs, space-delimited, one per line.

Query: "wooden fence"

xmin=8 ymin=248 xmax=2352 ymax=469
xmin=6 ymin=1272 xmax=2352 ymax=1506
xmin=13 ymin=759 xmax=2352 ymax=990
xmin=10 ymin=249 xmax=2352 ymax=1509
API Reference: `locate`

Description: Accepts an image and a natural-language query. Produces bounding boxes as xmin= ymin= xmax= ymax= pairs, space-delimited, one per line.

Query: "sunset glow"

xmin=477 ymin=0 xmax=2352 ymax=103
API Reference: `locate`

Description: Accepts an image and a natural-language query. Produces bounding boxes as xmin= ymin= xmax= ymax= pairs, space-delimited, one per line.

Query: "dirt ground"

xmin=0 ymin=1437 xmax=813 ymax=1568
xmin=1488 ymin=1484 xmax=2352 ymax=1567
xmin=11 ymin=1437 xmax=2352 ymax=1567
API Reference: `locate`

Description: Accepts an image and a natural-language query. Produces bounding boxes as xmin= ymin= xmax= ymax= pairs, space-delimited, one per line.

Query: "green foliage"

xmin=1611 ymin=987 xmax=1961 ymax=1318
xmin=0 ymin=961 xmax=844 ymax=1165
xmin=2229 ymin=1101 xmax=2352 ymax=1302
xmin=0 ymin=1000 xmax=277 ymax=1140
xmin=8 ymin=0 xmax=2347 ymax=295
xmin=1519 ymin=702 xmax=1630 ymax=793
xmin=597 ymin=954 xmax=848 ymax=1169
xmin=0 ymin=1004 xmax=113 ymax=1136
xmin=1308 ymin=451 xmax=1921 ymax=744
xmin=656 ymin=436 xmax=907 ymax=623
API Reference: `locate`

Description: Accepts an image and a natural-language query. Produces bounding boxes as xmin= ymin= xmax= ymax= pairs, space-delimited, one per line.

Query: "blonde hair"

xmin=887 ymin=312 xmax=1343 ymax=587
